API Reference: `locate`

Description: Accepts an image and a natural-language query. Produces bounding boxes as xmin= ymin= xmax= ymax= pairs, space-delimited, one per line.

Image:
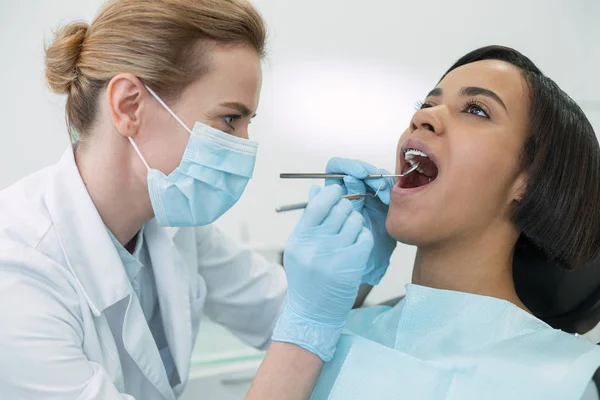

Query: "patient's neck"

xmin=411 ymin=227 xmax=529 ymax=312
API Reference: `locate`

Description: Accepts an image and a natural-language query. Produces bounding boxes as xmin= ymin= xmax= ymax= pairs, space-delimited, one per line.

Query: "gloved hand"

xmin=325 ymin=158 xmax=397 ymax=285
xmin=272 ymin=185 xmax=374 ymax=361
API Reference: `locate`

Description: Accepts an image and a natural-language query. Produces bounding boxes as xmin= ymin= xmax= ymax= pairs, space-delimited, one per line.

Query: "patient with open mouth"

xmin=311 ymin=46 xmax=600 ymax=399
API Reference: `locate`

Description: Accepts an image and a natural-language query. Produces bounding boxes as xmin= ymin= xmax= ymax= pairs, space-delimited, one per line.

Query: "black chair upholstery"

xmin=513 ymin=244 xmax=600 ymax=334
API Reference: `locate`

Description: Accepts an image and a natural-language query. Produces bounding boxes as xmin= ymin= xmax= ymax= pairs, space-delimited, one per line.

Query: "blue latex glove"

xmin=325 ymin=158 xmax=397 ymax=285
xmin=272 ymin=185 xmax=374 ymax=361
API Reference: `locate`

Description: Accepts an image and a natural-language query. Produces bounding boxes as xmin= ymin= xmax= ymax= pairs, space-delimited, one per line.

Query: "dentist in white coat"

xmin=0 ymin=1 xmax=287 ymax=399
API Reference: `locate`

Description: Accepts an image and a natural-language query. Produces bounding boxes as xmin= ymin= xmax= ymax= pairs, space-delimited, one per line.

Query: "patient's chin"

xmin=385 ymin=215 xmax=422 ymax=246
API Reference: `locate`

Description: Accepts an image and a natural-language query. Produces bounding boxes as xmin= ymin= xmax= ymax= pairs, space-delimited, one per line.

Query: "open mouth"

xmin=398 ymin=148 xmax=439 ymax=189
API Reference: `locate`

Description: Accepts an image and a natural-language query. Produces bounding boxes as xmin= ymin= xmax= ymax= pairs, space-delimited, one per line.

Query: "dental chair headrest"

xmin=513 ymin=242 xmax=600 ymax=334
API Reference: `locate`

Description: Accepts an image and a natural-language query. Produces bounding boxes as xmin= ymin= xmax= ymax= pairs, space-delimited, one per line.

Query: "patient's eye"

xmin=463 ymin=100 xmax=490 ymax=119
xmin=415 ymin=101 xmax=434 ymax=111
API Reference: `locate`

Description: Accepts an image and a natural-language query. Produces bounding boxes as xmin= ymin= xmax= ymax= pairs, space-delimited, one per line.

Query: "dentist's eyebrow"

xmin=219 ymin=102 xmax=257 ymax=118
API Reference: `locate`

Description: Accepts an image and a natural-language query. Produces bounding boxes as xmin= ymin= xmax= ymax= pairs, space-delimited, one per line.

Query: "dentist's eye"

xmin=463 ymin=100 xmax=490 ymax=119
xmin=223 ymin=115 xmax=241 ymax=127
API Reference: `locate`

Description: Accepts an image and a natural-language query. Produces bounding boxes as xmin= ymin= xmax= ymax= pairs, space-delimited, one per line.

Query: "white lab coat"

xmin=0 ymin=148 xmax=287 ymax=400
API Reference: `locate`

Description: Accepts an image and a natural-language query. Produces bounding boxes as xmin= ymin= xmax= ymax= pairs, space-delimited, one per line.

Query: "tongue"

xmin=416 ymin=173 xmax=431 ymax=187
xmin=401 ymin=171 xmax=431 ymax=188
xmin=417 ymin=156 xmax=438 ymax=178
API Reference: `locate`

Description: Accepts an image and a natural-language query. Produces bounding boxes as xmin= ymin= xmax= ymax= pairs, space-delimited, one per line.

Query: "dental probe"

xmin=275 ymin=164 xmax=419 ymax=213
xmin=280 ymin=163 xmax=420 ymax=180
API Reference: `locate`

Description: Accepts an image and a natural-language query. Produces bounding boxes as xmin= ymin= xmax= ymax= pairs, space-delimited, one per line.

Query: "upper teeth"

xmin=404 ymin=148 xmax=428 ymax=174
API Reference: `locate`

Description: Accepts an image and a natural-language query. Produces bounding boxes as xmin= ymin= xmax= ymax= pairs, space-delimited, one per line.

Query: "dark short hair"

xmin=442 ymin=45 xmax=600 ymax=269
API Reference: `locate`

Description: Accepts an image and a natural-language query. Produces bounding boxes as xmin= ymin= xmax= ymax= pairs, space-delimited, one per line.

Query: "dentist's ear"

xmin=106 ymin=73 xmax=147 ymax=138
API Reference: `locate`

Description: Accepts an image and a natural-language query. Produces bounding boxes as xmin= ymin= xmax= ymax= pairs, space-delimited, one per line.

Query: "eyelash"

xmin=463 ymin=99 xmax=491 ymax=119
xmin=414 ymin=100 xmax=429 ymax=110
xmin=223 ymin=115 xmax=242 ymax=128
xmin=414 ymin=99 xmax=491 ymax=119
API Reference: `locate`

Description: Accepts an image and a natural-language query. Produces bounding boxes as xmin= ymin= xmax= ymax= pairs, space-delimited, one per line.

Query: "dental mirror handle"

xmin=276 ymin=164 xmax=419 ymax=213
xmin=280 ymin=173 xmax=400 ymax=179
xmin=280 ymin=164 xmax=419 ymax=180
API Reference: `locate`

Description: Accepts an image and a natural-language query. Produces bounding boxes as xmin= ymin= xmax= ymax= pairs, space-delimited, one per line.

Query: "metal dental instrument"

xmin=276 ymin=193 xmax=373 ymax=213
xmin=279 ymin=163 xmax=421 ymax=180
xmin=276 ymin=183 xmax=383 ymax=213
xmin=275 ymin=163 xmax=420 ymax=213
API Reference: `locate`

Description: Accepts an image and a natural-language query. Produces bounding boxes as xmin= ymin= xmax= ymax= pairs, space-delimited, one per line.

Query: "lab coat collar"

xmin=45 ymin=148 xmax=131 ymax=316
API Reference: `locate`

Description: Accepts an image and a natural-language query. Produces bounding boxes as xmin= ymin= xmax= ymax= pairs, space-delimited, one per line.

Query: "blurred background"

xmin=1 ymin=0 xmax=600 ymax=398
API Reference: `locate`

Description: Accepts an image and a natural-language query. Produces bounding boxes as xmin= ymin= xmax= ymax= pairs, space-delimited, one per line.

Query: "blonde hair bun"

xmin=45 ymin=22 xmax=89 ymax=94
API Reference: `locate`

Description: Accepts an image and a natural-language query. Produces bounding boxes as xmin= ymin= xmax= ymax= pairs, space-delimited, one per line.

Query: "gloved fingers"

xmin=361 ymin=262 xmax=375 ymax=279
xmin=361 ymin=263 xmax=385 ymax=286
xmin=324 ymin=176 xmax=347 ymax=196
xmin=325 ymin=175 xmax=366 ymax=205
xmin=364 ymin=195 xmax=389 ymax=215
xmin=337 ymin=211 xmax=366 ymax=246
xmin=319 ymin=198 xmax=354 ymax=234
xmin=326 ymin=158 xmax=392 ymax=204
xmin=309 ymin=185 xmax=321 ymax=201
xmin=325 ymin=157 xmax=366 ymax=196
xmin=364 ymin=168 xmax=394 ymax=205
xmin=340 ymin=176 xmax=366 ymax=212
xmin=351 ymin=226 xmax=375 ymax=255
xmin=302 ymin=184 xmax=344 ymax=228
xmin=325 ymin=158 xmax=370 ymax=178
xmin=343 ymin=175 xmax=367 ymax=195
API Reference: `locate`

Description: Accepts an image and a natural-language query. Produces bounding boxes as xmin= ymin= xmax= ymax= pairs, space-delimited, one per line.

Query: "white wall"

xmin=1 ymin=0 xmax=599 ymax=303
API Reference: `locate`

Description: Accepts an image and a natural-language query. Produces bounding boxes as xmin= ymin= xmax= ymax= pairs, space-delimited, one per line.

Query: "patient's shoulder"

xmin=507 ymin=325 xmax=600 ymax=359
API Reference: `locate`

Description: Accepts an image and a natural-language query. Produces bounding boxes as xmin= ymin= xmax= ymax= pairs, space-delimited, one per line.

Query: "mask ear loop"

xmin=128 ymin=137 xmax=151 ymax=171
xmin=128 ymin=85 xmax=194 ymax=171
xmin=144 ymin=85 xmax=193 ymax=135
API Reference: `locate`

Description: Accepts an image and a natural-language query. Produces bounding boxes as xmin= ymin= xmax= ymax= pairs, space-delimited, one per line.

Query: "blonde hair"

xmin=44 ymin=0 xmax=266 ymax=140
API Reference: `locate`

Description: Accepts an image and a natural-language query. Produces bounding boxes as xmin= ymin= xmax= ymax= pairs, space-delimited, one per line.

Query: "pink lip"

xmin=392 ymin=181 xmax=432 ymax=197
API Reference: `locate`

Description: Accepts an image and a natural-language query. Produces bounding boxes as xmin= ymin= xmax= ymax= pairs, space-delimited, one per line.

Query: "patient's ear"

xmin=510 ymin=171 xmax=528 ymax=204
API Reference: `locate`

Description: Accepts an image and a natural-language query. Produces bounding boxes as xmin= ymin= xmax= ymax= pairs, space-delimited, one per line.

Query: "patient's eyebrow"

xmin=425 ymin=86 xmax=508 ymax=113
xmin=426 ymin=88 xmax=443 ymax=98
xmin=460 ymin=86 xmax=508 ymax=112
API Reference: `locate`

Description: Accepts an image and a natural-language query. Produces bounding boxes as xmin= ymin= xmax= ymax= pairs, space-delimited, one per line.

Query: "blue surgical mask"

xmin=128 ymin=86 xmax=258 ymax=227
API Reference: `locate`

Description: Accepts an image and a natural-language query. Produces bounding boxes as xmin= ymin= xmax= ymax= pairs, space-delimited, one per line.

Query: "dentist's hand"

xmin=272 ymin=185 xmax=374 ymax=361
xmin=325 ymin=158 xmax=397 ymax=285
